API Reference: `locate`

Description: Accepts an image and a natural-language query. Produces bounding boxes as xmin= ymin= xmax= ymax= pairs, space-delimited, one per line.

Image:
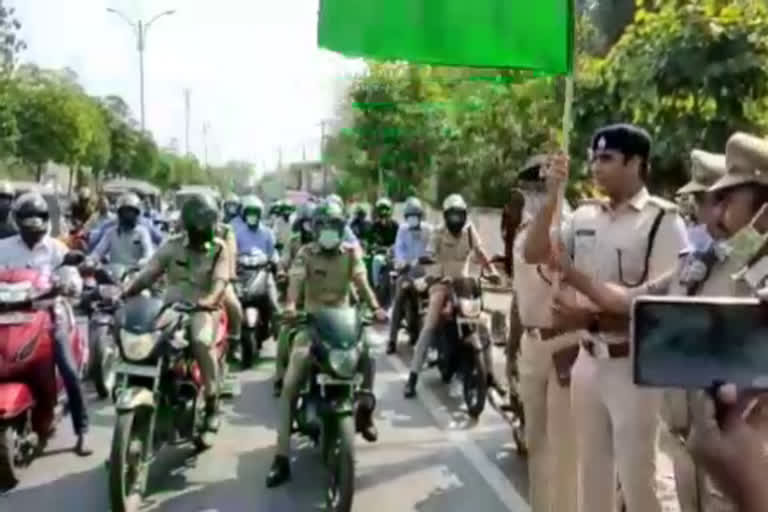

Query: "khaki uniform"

xmin=218 ymin=223 xmax=243 ymax=341
xmin=514 ymin=222 xmax=579 ymax=512
xmin=410 ymin=222 xmax=494 ymax=374
xmin=565 ymin=188 xmax=688 ymax=512
xmin=275 ymin=234 xmax=308 ymax=382
xmin=129 ymin=234 xmax=230 ymax=395
xmin=276 ymin=242 xmax=374 ymax=456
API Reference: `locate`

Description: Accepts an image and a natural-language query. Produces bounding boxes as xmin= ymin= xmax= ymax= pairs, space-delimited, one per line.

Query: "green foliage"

xmin=328 ymin=1 xmax=768 ymax=205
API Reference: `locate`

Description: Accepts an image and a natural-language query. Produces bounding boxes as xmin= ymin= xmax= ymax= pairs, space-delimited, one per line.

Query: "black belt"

xmin=581 ymin=339 xmax=630 ymax=359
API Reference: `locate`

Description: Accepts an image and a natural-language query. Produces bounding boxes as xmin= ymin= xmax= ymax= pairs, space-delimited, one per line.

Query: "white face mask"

xmin=406 ymin=215 xmax=420 ymax=229
xmin=245 ymin=215 xmax=259 ymax=227
xmin=318 ymin=229 xmax=341 ymax=250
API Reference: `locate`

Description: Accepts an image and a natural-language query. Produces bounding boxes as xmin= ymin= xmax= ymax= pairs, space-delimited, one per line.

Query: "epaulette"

xmin=647 ymin=196 xmax=679 ymax=213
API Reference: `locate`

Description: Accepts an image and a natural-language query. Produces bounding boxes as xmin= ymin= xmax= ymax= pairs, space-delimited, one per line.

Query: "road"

xmin=1 ymin=320 xmax=532 ymax=512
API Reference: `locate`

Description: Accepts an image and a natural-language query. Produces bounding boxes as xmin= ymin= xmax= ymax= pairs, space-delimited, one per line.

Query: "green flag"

xmin=317 ymin=0 xmax=574 ymax=75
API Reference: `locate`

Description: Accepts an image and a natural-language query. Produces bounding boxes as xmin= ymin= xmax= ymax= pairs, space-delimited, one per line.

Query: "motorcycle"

xmin=291 ymin=307 xmax=373 ymax=512
xmin=79 ymin=263 xmax=136 ymax=399
xmin=234 ymin=248 xmax=274 ymax=368
xmin=108 ymin=297 xmax=229 ymax=512
xmin=420 ymin=258 xmax=489 ymax=419
xmin=395 ymin=263 xmax=430 ymax=346
xmin=0 ymin=253 xmax=87 ymax=492
xmin=363 ymin=245 xmax=393 ymax=309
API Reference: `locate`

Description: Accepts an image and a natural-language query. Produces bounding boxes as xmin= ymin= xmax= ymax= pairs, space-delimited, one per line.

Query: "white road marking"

xmin=384 ymin=351 xmax=530 ymax=512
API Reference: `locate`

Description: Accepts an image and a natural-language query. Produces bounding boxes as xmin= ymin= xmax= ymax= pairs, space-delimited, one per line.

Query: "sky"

xmin=11 ymin=0 xmax=366 ymax=176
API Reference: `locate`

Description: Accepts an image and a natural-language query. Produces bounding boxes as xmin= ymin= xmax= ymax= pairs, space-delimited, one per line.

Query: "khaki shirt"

xmin=287 ymin=242 xmax=366 ymax=312
xmin=564 ymin=187 xmax=689 ymax=343
xmin=427 ymin=222 xmax=483 ymax=279
xmin=132 ymin=234 xmax=230 ymax=304
xmin=217 ymin=223 xmax=237 ymax=279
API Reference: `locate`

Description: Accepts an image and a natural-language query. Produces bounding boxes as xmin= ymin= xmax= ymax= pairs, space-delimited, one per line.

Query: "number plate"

xmin=0 ymin=312 xmax=35 ymax=325
xmin=316 ymin=374 xmax=360 ymax=387
xmin=115 ymin=363 xmax=159 ymax=378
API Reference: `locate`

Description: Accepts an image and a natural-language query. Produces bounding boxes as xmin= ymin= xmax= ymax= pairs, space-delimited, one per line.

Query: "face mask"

xmin=187 ymin=227 xmax=212 ymax=248
xmin=318 ymin=229 xmax=341 ymax=250
xmin=245 ymin=215 xmax=260 ymax=227
xmin=301 ymin=220 xmax=312 ymax=233
xmin=722 ymin=223 xmax=768 ymax=268
xmin=406 ymin=216 xmax=420 ymax=229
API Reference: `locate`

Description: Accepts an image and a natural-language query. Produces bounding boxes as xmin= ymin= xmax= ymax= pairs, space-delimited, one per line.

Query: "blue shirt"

xmin=344 ymin=224 xmax=359 ymax=246
xmin=232 ymin=217 xmax=276 ymax=259
xmin=394 ymin=222 xmax=433 ymax=266
xmin=686 ymin=223 xmax=714 ymax=253
xmin=89 ymin=216 xmax=164 ymax=249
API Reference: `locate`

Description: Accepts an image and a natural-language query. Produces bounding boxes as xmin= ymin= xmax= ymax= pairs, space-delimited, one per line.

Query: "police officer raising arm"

xmin=524 ymin=124 xmax=689 ymax=512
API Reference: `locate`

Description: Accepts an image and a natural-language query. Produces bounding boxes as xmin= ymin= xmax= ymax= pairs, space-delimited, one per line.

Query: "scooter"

xmin=108 ymin=297 xmax=229 ymax=512
xmin=234 ymin=248 xmax=275 ymax=368
xmin=0 ymin=253 xmax=87 ymax=492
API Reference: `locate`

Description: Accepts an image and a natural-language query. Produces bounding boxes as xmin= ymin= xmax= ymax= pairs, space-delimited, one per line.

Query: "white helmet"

xmin=442 ymin=193 xmax=467 ymax=212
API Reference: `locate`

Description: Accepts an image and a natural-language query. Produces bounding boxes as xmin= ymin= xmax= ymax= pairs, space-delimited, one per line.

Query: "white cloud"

xmin=11 ymin=0 xmax=365 ymax=173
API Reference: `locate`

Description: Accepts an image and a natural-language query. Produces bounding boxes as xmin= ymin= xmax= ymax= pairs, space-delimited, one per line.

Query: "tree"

xmin=0 ymin=0 xmax=25 ymax=72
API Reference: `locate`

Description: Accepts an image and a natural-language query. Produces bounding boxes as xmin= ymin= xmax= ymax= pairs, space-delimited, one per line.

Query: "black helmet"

xmin=181 ymin=192 xmax=219 ymax=246
xmin=13 ymin=192 xmax=50 ymax=233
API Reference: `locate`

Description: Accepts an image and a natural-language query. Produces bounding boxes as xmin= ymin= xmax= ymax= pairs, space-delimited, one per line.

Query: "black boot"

xmin=385 ymin=340 xmax=396 ymax=355
xmin=487 ymin=374 xmax=507 ymax=396
xmin=273 ymin=378 xmax=283 ymax=398
xmin=266 ymin=455 xmax=291 ymax=488
xmin=204 ymin=396 xmax=221 ymax=432
xmin=74 ymin=434 xmax=93 ymax=457
xmin=403 ymin=372 xmax=418 ymax=398
xmin=356 ymin=403 xmax=378 ymax=442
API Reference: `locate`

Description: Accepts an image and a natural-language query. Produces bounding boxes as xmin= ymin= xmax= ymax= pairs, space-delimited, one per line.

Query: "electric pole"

xmin=184 ymin=89 xmax=191 ymax=156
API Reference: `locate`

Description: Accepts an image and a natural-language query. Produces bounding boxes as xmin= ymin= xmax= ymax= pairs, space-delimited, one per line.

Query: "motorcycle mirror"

xmin=62 ymin=250 xmax=86 ymax=267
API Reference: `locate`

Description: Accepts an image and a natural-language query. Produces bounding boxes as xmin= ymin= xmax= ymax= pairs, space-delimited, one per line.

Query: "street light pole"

xmin=107 ymin=8 xmax=176 ymax=132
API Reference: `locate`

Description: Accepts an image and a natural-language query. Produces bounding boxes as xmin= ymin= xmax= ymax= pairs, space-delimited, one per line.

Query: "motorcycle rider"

xmin=0 ymin=181 xmax=18 ymax=239
xmin=89 ymin=193 xmax=153 ymax=266
xmin=265 ymin=199 xmax=386 ymax=488
xmin=232 ymin=195 xmax=281 ymax=340
xmin=274 ymin=199 xmax=295 ymax=254
xmin=403 ymin=193 xmax=504 ymax=398
xmin=69 ymin=186 xmax=97 ymax=229
xmin=386 ymin=197 xmax=433 ymax=354
xmin=368 ymin=197 xmax=400 ymax=289
xmin=283 ymin=201 xmax=317 ymax=269
xmin=222 ymin=193 xmax=242 ymax=224
xmin=350 ymin=202 xmax=372 ymax=240
xmin=89 ymin=200 xmax=164 ymax=249
xmin=0 ymin=192 xmax=92 ymax=456
xmin=121 ymin=192 xmax=230 ymax=432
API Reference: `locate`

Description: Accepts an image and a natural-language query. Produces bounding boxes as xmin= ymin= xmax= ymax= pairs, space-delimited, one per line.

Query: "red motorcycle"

xmin=0 ymin=263 xmax=86 ymax=492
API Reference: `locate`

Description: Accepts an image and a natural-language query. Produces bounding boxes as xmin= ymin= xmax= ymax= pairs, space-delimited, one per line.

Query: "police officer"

xmin=350 ymin=202 xmax=372 ymax=240
xmin=0 ymin=181 xmax=17 ymax=239
xmin=513 ymin=159 xmax=579 ymax=512
xmin=90 ymin=193 xmax=153 ymax=266
xmin=369 ymin=197 xmax=399 ymax=290
xmin=524 ymin=124 xmax=689 ymax=512
xmin=403 ymin=193 xmax=504 ymax=398
xmin=386 ymin=197 xmax=433 ymax=354
xmin=265 ymin=199 xmax=386 ymax=488
xmin=557 ymin=131 xmax=768 ymax=512
xmin=215 ymin=204 xmax=245 ymax=359
xmin=676 ymin=149 xmax=726 ymax=252
xmin=121 ymin=192 xmax=230 ymax=432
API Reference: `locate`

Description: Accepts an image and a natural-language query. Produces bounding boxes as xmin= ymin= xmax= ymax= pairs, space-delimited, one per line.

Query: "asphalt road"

xmin=1 ymin=321 xmax=531 ymax=512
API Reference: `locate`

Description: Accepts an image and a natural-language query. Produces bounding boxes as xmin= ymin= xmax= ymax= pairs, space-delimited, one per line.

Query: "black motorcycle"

xmin=234 ymin=248 xmax=274 ymax=368
xmin=394 ymin=263 xmax=429 ymax=346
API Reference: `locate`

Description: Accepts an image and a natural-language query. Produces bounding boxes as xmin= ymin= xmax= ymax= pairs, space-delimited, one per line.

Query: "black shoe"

xmin=385 ymin=341 xmax=396 ymax=355
xmin=356 ymin=408 xmax=379 ymax=443
xmin=266 ymin=455 xmax=291 ymax=488
xmin=403 ymin=372 xmax=418 ymax=399
xmin=488 ymin=375 xmax=507 ymax=396
xmin=74 ymin=435 xmax=93 ymax=457
xmin=205 ymin=397 xmax=221 ymax=432
xmin=273 ymin=379 xmax=283 ymax=398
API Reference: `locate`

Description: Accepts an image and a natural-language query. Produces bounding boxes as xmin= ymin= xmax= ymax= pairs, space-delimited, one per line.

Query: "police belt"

xmin=524 ymin=326 xmax=567 ymax=341
xmin=581 ymin=339 xmax=630 ymax=359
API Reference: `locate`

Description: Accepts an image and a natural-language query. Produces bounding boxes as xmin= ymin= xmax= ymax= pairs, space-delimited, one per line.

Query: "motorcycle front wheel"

xmin=241 ymin=326 xmax=259 ymax=369
xmin=325 ymin=415 xmax=355 ymax=512
xmin=463 ymin=347 xmax=488 ymax=419
xmin=109 ymin=408 xmax=150 ymax=512
xmin=91 ymin=324 xmax=118 ymax=399
xmin=0 ymin=424 xmax=20 ymax=492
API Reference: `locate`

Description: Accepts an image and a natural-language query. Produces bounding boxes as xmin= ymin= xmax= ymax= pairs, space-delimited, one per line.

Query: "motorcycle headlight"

xmin=414 ymin=277 xmax=428 ymax=292
xmin=327 ymin=348 xmax=360 ymax=379
xmin=458 ymin=298 xmax=482 ymax=318
xmin=120 ymin=330 xmax=156 ymax=361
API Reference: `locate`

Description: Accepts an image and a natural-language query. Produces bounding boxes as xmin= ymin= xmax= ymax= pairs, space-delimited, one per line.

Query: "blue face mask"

xmin=406 ymin=216 xmax=420 ymax=229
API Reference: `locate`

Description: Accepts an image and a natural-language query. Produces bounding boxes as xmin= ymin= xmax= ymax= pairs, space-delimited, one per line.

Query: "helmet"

xmin=242 ymin=195 xmax=265 ymax=227
xmin=13 ymin=192 xmax=50 ymax=233
xmin=404 ymin=197 xmax=424 ymax=218
xmin=280 ymin=199 xmax=296 ymax=215
xmin=0 ymin=181 xmax=15 ymax=199
xmin=296 ymin=201 xmax=316 ymax=222
xmin=77 ymin=186 xmax=91 ymax=202
xmin=313 ymin=199 xmax=346 ymax=250
xmin=327 ymin=194 xmax=343 ymax=208
xmin=116 ymin=192 xmax=142 ymax=214
xmin=180 ymin=193 xmax=219 ymax=245
xmin=352 ymin=202 xmax=368 ymax=218
xmin=442 ymin=193 xmax=467 ymax=234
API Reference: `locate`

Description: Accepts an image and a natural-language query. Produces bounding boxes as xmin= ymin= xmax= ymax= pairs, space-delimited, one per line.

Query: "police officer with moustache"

xmin=265 ymin=200 xmax=386 ymax=488
xmin=513 ymin=158 xmax=579 ymax=512
xmin=524 ymin=124 xmax=689 ymax=512
xmin=557 ymin=132 xmax=768 ymax=512
xmin=403 ymin=193 xmax=505 ymax=398
xmin=121 ymin=193 xmax=231 ymax=432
